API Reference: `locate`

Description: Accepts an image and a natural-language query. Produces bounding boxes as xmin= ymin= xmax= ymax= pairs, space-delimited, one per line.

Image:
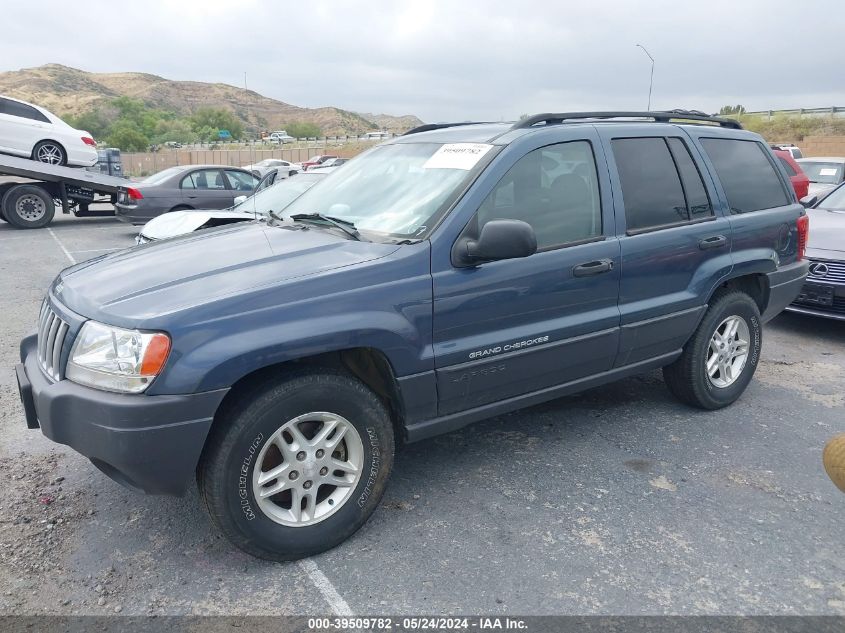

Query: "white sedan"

xmin=242 ymin=158 xmax=302 ymax=177
xmin=0 ymin=95 xmax=98 ymax=167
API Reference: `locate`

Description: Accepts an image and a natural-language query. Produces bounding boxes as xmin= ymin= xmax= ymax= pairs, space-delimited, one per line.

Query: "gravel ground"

xmin=0 ymin=213 xmax=843 ymax=616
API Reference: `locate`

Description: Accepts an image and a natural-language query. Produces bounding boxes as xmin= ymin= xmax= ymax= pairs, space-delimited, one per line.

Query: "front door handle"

xmin=699 ymin=235 xmax=727 ymax=250
xmin=573 ymin=259 xmax=614 ymax=277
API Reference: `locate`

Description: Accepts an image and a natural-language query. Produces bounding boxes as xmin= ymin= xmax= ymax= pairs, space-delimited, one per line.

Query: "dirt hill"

xmin=0 ymin=64 xmax=423 ymax=136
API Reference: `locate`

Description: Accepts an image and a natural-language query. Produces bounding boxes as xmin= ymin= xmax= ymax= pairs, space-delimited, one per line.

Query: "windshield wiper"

xmin=289 ymin=213 xmax=362 ymax=241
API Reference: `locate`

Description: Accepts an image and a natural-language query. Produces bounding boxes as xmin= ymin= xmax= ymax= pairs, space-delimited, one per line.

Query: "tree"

xmin=106 ymin=124 xmax=150 ymax=152
xmin=64 ymin=110 xmax=111 ymax=140
xmin=719 ymin=105 xmax=746 ymax=116
xmin=190 ymin=107 xmax=243 ymax=140
xmin=152 ymin=119 xmax=196 ymax=144
xmin=285 ymin=122 xmax=322 ymax=138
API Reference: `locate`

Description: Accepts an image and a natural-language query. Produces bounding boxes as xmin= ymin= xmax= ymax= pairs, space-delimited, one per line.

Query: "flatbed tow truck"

xmin=0 ymin=154 xmax=127 ymax=229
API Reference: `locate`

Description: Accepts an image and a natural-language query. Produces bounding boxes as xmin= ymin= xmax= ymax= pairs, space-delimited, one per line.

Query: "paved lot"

xmin=0 ymin=213 xmax=843 ymax=616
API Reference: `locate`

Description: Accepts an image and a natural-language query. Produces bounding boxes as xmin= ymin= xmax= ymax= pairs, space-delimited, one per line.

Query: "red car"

xmin=772 ymin=148 xmax=810 ymax=200
xmin=301 ymin=155 xmax=338 ymax=171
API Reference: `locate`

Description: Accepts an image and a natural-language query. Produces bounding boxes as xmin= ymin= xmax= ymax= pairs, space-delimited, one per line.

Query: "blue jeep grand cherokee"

xmin=17 ymin=111 xmax=809 ymax=560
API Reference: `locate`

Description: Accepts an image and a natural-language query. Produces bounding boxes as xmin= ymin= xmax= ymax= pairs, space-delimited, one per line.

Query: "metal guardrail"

xmin=742 ymin=107 xmax=845 ymax=119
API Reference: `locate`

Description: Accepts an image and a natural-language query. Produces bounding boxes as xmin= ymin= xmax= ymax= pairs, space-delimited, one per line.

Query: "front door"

xmin=431 ymin=132 xmax=621 ymax=416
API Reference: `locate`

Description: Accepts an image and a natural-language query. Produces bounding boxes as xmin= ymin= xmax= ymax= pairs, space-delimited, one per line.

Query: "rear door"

xmin=598 ymin=127 xmax=734 ymax=367
xmin=693 ymin=134 xmax=803 ymax=314
xmin=180 ymin=168 xmax=233 ymax=208
xmin=431 ymin=130 xmax=622 ymax=415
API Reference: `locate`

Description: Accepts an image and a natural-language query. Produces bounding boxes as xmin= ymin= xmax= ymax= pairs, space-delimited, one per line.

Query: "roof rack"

xmin=403 ymin=121 xmax=498 ymax=136
xmin=512 ymin=110 xmax=743 ymax=130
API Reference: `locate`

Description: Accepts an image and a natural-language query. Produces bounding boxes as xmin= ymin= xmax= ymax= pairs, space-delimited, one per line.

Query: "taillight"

xmin=127 ymin=187 xmax=143 ymax=200
xmin=796 ymin=214 xmax=809 ymax=260
xmin=81 ymin=136 xmax=96 ymax=147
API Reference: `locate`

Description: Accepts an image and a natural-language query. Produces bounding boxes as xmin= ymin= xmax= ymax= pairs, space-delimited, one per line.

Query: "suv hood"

xmin=55 ymin=222 xmax=399 ymax=324
xmin=806 ymin=207 xmax=845 ymax=260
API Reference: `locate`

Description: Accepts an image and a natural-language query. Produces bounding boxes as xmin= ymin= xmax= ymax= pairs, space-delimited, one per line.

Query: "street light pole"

xmin=636 ymin=44 xmax=654 ymax=111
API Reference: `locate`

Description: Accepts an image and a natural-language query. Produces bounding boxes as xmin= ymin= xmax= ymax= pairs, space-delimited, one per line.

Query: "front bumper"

xmin=17 ymin=333 xmax=228 ymax=495
xmin=762 ymin=259 xmax=809 ymax=322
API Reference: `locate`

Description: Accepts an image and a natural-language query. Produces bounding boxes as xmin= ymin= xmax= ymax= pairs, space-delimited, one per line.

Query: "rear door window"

xmin=611 ymin=137 xmax=689 ymax=231
xmin=666 ymin=138 xmax=713 ymax=219
xmin=700 ymin=138 xmax=790 ymax=213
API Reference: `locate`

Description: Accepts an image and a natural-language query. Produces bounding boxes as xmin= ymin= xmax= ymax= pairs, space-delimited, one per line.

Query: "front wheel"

xmin=663 ymin=290 xmax=762 ymax=410
xmin=198 ymin=370 xmax=394 ymax=561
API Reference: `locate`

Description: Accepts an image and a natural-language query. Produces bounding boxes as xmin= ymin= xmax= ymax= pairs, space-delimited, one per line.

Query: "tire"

xmin=663 ymin=290 xmax=762 ymax=410
xmin=2 ymin=185 xmax=56 ymax=229
xmin=198 ymin=370 xmax=395 ymax=561
xmin=31 ymin=141 xmax=67 ymax=166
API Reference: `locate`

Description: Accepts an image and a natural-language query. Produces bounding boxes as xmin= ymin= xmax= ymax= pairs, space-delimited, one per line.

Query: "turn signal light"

xmin=140 ymin=333 xmax=171 ymax=376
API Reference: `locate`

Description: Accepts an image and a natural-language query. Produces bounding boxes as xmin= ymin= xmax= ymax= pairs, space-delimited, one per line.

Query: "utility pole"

xmin=636 ymin=44 xmax=655 ymax=110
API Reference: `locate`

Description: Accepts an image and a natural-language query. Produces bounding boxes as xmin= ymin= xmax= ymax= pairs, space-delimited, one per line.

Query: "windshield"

xmin=143 ymin=167 xmax=184 ymax=184
xmin=798 ymin=161 xmax=844 ymax=184
xmin=283 ymin=142 xmax=494 ymax=239
xmin=233 ymin=174 xmax=325 ymax=215
xmin=819 ymin=184 xmax=845 ymax=211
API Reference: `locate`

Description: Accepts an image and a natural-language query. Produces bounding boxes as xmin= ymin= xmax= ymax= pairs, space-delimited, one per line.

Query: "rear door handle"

xmin=573 ymin=259 xmax=614 ymax=277
xmin=699 ymin=235 xmax=727 ymax=250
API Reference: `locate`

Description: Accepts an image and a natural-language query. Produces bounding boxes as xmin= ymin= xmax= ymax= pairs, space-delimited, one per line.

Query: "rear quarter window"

xmin=700 ymin=138 xmax=790 ymax=213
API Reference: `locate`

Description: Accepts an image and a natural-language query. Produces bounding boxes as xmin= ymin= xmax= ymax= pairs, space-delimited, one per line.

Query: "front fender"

xmin=163 ymin=311 xmax=431 ymax=393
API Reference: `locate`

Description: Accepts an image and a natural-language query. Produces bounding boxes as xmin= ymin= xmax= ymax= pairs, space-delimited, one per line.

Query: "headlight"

xmin=66 ymin=321 xmax=171 ymax=393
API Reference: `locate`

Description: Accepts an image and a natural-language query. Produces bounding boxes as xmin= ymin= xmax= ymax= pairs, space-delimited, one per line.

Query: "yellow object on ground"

xmin=823 ymin=434 xmax=845 ymax=493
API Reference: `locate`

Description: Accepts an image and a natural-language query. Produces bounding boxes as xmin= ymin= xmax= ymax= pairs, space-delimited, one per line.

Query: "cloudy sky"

xmin=1 ymin=0 xmax=843 ymax=122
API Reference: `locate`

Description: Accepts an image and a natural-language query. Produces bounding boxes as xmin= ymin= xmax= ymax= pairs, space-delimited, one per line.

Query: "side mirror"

xmin=800 ymin=195 xmax=818 ymax=208
xmin=233 ymin=195 xmax=248 ymax=206
xmin=456 ymin=219 xmax=537 ymax=266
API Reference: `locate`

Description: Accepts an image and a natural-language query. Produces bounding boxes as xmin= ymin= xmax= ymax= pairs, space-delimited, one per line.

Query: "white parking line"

xmin=298 ymin=558 xmax=354 ymax=616
xmin=47 ymin=228 xmax=76 ymax=264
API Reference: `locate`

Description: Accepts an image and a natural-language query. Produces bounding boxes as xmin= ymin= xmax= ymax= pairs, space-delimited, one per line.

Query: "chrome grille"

xmin=37 ymin=302 xmax=69 ymax=380
xmin=807 ymin=258 xmax=845 ymax=284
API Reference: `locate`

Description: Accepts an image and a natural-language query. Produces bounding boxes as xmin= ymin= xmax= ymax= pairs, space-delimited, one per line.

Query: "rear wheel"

xmin=198 ymin=370 xmax=394 ymax=561
xmin=663 ymin=290 xmax=762 ymax=409
xmin=32 ymin=141 xmax=67 ymax=166
xmin=2 ymin=185 xmax=56 ymax=229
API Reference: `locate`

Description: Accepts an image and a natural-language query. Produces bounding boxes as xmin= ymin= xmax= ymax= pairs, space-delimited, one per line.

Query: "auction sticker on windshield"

xmin=423 ymin=143 xmax=494 ymax=170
